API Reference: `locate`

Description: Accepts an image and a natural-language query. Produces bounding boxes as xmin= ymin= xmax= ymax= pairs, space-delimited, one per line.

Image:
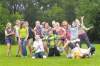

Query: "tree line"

xmin=0 ymin=0 xmax=100 ymax=44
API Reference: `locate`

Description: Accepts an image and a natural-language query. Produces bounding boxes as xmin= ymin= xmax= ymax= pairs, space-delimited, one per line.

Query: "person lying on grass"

xmin=67 ymin=42 xmax=95 ymax=59
xmin=32 ymin=35 xmax=47 ymax=59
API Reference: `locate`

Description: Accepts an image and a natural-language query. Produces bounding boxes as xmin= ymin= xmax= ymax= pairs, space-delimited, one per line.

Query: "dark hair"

xmin=20 ymin=21 xmax=24 ymax=29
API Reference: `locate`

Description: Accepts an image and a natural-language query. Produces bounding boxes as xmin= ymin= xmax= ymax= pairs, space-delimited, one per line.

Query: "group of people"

xmin=5 ymin=16 xmax=95 ymax=59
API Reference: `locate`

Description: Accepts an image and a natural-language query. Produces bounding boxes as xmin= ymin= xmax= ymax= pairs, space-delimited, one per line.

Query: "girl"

xmin=52 ymin=22 xmax=65 ymax=52
xmin=19 ymin=22 xmax=29 ymax=57
xmin=75 ymin=16 xmax=94 ymax=48
xmin=34 ymin=20 xmax=43 ymax=38
xmin=61 ymin=21 xmax=70 ymax=49
xmin=5 ymin=22 xmax=15 ymax=56
xmin=42 ymin=22 xmax=52 ymax=53
xmin=14 ymin=20 xmax=21 ymax=57
xmin=25 ymin=21 xmax=34 ymax=56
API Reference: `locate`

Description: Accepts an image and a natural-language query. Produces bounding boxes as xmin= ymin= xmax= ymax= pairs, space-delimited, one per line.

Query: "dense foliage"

xmin=0 ymin=0 xmax=100 ymax=44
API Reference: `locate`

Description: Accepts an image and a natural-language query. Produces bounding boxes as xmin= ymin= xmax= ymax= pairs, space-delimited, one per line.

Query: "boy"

xmin=32 ymin=35 xmax=47 ymax=59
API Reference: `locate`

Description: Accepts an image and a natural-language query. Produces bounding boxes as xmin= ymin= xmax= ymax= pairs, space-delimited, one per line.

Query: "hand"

xmin=24 ymin=38 xmax=27 ymax=41
xmin=88 ymin=26 xmax=94 ymax=30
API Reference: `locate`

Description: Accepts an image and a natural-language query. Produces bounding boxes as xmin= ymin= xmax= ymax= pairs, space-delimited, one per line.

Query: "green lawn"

xmin=0 ymin=44 xmax=100 ymax=66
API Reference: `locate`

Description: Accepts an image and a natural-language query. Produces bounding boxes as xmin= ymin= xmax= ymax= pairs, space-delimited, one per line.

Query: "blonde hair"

xmin=6 ymin=22 xmax=12 ymax=29
xmin=56 ymin=22 xmax=60 ymax=27
xmin=62 ymin=20 xmax=68 ymax=26
xmin=75 ymin=19 xmax=80 ymax=26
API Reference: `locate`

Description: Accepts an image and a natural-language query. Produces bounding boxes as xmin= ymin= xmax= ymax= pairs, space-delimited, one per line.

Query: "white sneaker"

xmin=43 ymin=55 xmax=47 ymax=59
xmin=32 ymin=56 xmax=35 ymax=59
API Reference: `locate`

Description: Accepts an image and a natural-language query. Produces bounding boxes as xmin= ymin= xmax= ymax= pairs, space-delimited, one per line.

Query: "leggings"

xmin=79 ymin=33 xmax=92 ymax=48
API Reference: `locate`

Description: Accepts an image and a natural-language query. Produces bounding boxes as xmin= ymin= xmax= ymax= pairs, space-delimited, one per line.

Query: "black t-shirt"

xmin=28 ymin=27 xmax=34 ymax=39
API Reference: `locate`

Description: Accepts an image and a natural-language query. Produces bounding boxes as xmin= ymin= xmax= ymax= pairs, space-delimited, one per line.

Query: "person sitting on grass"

xmin=32 ymin=35 xmax=47 ymax=59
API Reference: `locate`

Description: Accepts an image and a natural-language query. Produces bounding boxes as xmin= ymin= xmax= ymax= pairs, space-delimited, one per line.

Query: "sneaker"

xmin=90 ymin=47 xmax=95 ymax=55
xmin=67 ymin=54 xmax=72 ymax=59
xmin=57 ymin=47 xmax=64 ymax=53
xmin=32 ymin=56 xmax=35 ymax=59
xmin=43 ymin=55 xmax=47 ymax=59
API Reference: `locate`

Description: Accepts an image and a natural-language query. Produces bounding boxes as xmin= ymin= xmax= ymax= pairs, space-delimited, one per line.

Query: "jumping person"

xmin=74 ymin=16 xmax=95 ymax=54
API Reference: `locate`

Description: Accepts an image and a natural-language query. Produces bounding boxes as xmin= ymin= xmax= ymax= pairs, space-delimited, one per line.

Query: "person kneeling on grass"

xmin=47 ymin=30 xmax=60 ymax=57
xmin=32 ymin=35 xmax=47 ymax=59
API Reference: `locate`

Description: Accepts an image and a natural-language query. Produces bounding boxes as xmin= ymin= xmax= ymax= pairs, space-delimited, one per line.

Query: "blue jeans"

xmin=21 ymin=38 xmax=27 ymax=56
xmin=33 ymin=52 xmax=45 ymax=58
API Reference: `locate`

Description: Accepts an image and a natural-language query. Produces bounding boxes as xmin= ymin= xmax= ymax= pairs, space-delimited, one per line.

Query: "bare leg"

xmin=7 ymin=43 xmax=11 ymax=56
xmin=27 ymin=39 xmax=32 ymax=56
xmin=43 ymin=40 xmax=48 ymax=53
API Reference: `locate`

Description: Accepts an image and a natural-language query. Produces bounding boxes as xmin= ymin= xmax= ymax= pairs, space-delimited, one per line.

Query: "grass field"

xmin=0 ymin=44 xmax=100 ymax=66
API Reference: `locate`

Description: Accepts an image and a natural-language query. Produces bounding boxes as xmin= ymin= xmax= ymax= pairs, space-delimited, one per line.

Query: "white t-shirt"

xmin=33 ymin=39 xmax=44 ymax=53
xmin=14 ymin=25 xmax=20 ymax=37
xmin=72 ymin=47 xmax=90 ymax=57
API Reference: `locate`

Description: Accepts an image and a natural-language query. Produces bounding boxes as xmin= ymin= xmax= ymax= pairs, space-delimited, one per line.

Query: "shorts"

xmin=27 ymin=38 xmax=33 ymax=46
xmin=15 ymin=37 xmax=19 ymax=42
xmin=5 ymin=37 xmax=12 ymax=44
